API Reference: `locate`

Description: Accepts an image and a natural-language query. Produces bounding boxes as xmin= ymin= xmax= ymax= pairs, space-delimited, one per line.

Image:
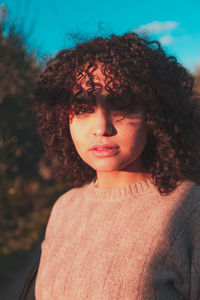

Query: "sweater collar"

xmin=85 ymin=179 xmax=158 ymax=201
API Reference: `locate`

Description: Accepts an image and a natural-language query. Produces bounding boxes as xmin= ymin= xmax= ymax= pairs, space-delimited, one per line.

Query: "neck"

xmin=96 ymin=171 xmax=152 ymax=189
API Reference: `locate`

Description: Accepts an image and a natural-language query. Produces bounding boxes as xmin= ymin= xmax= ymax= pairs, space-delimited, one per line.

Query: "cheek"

xmin=121 ymin=125 xmax=147 ymax=156
xmin=135 ymin=125 xmax=147 ymax=148
xmin=69 ymin=122 xmax=79 ymax=148
xmin=120 ymin=122 xmax=147 ymax=150
xmin=69 ymin=121 xmax=88 ymax=156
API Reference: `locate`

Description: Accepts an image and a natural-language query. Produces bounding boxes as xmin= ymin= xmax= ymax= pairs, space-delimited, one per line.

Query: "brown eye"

xmin=112 ymin=103 xmax=144 ymax=117
xmin=111 ymin=105 xmax=130 ymax=116
xmin=74 ymin=104 xmax=95 ymax=115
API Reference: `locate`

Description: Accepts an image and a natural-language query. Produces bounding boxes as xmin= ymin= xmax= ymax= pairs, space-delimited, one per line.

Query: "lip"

xmin=90 ymin=144 xmax=119 ymax=157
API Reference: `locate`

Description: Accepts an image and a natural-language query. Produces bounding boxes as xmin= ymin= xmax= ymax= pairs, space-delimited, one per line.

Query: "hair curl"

xmin=34 ymin=32 xmax=200 ymax=194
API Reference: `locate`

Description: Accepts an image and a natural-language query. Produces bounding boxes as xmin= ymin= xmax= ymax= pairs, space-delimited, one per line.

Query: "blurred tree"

xmin=0 ymin=5 xmax=66 ymax=258
xmin=0 ymin=4 xmax=45 ymax=251
xmin=194 ymin=65 xmax=200 ymax=95
xmin=0 ymin=4 xmax=42 ymax=183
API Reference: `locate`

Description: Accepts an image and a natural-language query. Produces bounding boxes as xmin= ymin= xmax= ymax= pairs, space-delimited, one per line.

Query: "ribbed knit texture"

xmin=35 ymin=180 xmax=200 ymax=299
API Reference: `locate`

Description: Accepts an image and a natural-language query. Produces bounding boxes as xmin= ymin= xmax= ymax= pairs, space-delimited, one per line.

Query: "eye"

xmin=111 ymin=105 xmax=130 ymax=116
xmin=73 ymin=104 xmax=95 ymax=115
xmin=111 ymin=104 xmax=144 ymax=118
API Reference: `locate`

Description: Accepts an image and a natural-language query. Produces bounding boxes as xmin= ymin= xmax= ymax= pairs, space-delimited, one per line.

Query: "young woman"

xmin=32 ymin=32 xmax=200 ymax=299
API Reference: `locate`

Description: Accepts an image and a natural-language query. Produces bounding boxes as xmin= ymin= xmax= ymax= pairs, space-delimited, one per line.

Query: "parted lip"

xmin=90 ymin=144 xmax=119 ymax=150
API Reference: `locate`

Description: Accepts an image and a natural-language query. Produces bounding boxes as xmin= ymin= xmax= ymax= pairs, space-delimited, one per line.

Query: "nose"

xmin=92 ymin=108 xmax=115 ymax=136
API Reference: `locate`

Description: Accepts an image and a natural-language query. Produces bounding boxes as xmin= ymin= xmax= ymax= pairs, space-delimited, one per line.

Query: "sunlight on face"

xmin=69 ymin=62 xmax=147 ymax=176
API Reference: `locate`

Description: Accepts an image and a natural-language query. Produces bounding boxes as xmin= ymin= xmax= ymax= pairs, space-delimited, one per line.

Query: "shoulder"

xmin=44 ymin=183 xmax=92 ymax=238
xmin=184 ymin=181 xmax=200 ymax=203
xmin=173 ymin=180 xmax=200 ymax=210
xmin=163 ymin=181 xmax=200 ymax=233
xmin=50 ymin=182 xmax=92 ymax=217
xmin=172 ymin=181 xmax=200 ymax=237
xmin=176 ymin=179 xmax=199 ymax=193
xmin=172 ymin=182 xmax=200 ymax=250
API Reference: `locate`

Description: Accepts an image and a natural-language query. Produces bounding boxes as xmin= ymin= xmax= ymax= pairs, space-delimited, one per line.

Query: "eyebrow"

xmin=71 ymin=95 xmax=96 ymax=105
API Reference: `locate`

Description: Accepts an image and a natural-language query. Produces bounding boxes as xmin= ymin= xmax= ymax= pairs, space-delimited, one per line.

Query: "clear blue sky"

xmin=2 ymin=0 xmax=200 ymax=72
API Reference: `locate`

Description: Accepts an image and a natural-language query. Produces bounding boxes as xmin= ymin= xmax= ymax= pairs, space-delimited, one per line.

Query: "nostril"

xmin=104 ymin=125 xmax=116 ymax=136
xmin=93 ymin=123 xmax=116 ymax=136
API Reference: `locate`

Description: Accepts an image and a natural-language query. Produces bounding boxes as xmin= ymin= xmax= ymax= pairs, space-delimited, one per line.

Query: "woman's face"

xmin=69 ymin=64 xmax=147 ymax=174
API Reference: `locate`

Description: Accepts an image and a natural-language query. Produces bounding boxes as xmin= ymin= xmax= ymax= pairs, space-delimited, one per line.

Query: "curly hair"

xmin=34 ymin=32 xmax=200 ymax=194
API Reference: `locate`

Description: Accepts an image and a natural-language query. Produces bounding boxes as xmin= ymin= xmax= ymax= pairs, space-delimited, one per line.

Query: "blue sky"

xmin=2 ymin=0 xmax=200 ymax=72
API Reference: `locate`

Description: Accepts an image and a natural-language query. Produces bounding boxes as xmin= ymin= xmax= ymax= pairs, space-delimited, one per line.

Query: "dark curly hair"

xmin=34 ymin=32 xmax=200 ymax=194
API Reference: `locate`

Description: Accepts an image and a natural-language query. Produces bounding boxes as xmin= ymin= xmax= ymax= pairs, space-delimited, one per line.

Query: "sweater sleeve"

xmin=188 ymin=207 xmax=200 ymax=300
xmin=156 ymin=205 xmax=200 ymax=300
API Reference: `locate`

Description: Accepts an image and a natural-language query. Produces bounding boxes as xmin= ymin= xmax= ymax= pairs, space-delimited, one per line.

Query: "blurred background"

xmin=0 ymin=0 xmax=200 ymax=299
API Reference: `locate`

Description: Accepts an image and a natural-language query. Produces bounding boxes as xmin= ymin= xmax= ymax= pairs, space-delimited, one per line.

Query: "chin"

xmin=90 ymin=157 xmax=144 ymax=173
xmin=90 ymin=162 xmax=125 ymax=172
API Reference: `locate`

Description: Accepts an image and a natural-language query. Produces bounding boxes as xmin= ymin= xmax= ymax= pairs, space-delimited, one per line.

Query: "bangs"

xmin=70 ymin=62 xmax=144 ymax=114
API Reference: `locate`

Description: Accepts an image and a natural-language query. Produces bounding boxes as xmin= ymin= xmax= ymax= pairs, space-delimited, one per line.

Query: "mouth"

xmin=90 ymin=144 xmax=119 ymax=157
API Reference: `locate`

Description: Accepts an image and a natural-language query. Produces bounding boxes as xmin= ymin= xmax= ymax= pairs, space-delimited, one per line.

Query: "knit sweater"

xmin=35 ymin=179 xmax=200 ymax=300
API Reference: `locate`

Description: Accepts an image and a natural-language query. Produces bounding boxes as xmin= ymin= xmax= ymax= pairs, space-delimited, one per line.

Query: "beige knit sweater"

xmin=35 ymin=180 xmax=200 ymax=299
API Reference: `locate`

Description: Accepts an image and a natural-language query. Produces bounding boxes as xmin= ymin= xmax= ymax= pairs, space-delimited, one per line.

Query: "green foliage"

xmin=0 ymin=5 xmax=68 ymax=259
xmin=194 ymin=66 xmax=200 ymax=96
xmin=0 ymin=5 xmax=43 ymax=181
xmin=0 ymin=179 xmax=66 ymax=256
